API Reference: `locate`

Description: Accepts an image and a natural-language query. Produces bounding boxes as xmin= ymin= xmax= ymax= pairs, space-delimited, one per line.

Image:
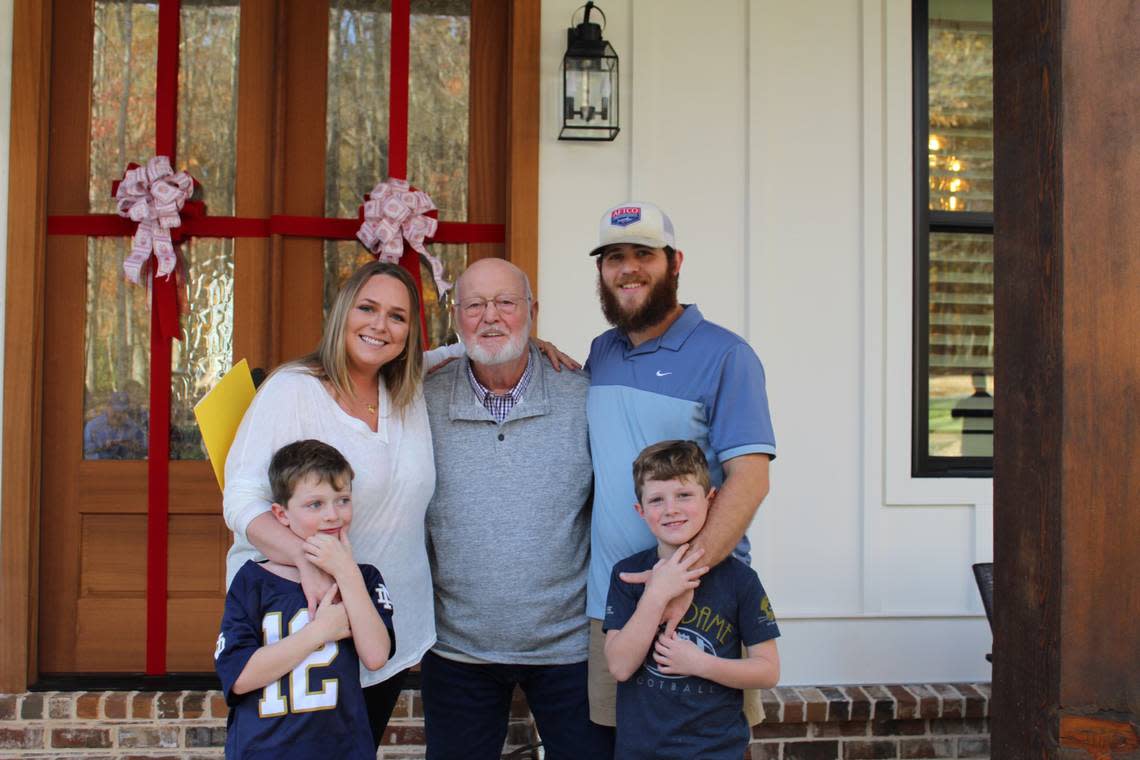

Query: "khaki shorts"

xmin=588 ymin=619 xmax=618 ymax=726
xmin=587 ymin=619 xmax=766 ymax=727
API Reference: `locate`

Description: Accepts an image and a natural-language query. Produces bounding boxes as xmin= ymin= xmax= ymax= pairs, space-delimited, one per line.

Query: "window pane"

xmin=84 ymin=239 xmax=151 ymax=460
xmin=323 ymin=0 xmax=471 ymax=219
xmin=82 ymin=239 xmax=234 ymax=461
xmin=84 ymin=1 xmax=237 ymax=461
xmin=407 ymin=0 xmax=470 ymax=345
xmin=179 ymin=0 xmax=240 ymax=215
xmin=324 ymin=0 xmax=471 ymax=347
xmin=86 ymin=2 xmax=157 ymax=459
xmin=89 ymin=1 xmax=159 ymax=213
xmin=172 ymin=238 xmax=234 ymax=459
xmin=928 ymin=232 xmax=993 ymax=458
xmin=172 ymin=1 xmax=240 ymax=459
xmin=928 ymin=0 xmax=993 ymax=213
xmin=325 ymin=2 xmax=393 ymax=218
xmin=408 ymin=0 xmax=470 ymax=222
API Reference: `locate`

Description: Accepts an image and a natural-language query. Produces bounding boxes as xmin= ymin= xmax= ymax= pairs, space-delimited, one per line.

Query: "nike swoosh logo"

xmin=656 ymin=370 xmax=672 ymax=377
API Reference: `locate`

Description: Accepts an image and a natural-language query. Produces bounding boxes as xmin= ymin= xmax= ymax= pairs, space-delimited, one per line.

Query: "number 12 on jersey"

xmin=258 ymin=610 xmax=340 ymax=717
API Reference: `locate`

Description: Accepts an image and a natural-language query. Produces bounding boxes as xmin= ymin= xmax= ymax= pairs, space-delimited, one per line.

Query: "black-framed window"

xmin=913 ymin=0 xmax=994 ymax=477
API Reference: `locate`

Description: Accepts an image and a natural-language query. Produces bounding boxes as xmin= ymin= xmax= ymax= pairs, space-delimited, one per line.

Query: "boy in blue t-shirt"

xmin=214 ymin=439 xmax=395 ymax=759
xmin=604 ymin=440 xmax=780 ymax=760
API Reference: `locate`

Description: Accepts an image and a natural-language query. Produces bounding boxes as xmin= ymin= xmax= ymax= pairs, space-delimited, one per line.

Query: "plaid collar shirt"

xmin=466 ymin=352 xmax=534 ymax=424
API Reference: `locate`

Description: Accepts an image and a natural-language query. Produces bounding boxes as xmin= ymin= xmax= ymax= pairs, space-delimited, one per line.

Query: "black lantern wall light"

xmin=559 ymin=2 xmax=619 ymax=141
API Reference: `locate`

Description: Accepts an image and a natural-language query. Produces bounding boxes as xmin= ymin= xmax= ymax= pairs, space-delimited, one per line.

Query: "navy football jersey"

xmin=215 ymin=560 xmax=396 ymax=759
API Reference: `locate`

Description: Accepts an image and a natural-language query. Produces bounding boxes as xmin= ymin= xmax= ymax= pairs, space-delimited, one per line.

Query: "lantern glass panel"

xmin=564 ymin=59 xmax=615 ymax=126
xmin=560 ymin=43 xmax=619 ymax=140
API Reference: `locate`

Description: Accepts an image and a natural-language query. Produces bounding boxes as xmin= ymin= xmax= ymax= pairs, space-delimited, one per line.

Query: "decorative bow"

xmin=356 ymin=178 xmax=451 ymax=295
xmin=114 ymin=156 xmax=195 ymax=285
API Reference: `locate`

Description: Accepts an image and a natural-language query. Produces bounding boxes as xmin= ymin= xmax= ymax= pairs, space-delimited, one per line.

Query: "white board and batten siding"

xmin=539 ymin=0 xmax=993 ymax=685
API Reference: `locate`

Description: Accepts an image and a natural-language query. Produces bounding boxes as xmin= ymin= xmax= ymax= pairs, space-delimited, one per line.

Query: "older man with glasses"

xmin=420 ymin=258 xmax=608 ymax=759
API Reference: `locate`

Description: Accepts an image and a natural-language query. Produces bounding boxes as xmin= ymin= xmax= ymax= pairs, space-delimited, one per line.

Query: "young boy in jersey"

xmin=214 ymin=439 xmax=395 ymax=759
xmin=604 ymin=440 xmax=780 ymax=760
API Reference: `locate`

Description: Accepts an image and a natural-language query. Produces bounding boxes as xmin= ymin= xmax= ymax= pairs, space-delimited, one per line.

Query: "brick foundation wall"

xmin=750 ymin=684 xmax=990 ymax=759
xmin=0 ymin=683 xmax=989 ymax=758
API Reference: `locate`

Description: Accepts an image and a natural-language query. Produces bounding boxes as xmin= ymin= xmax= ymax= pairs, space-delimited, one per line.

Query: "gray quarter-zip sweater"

xmin=423 ymin=345 xmax=593 ymax=663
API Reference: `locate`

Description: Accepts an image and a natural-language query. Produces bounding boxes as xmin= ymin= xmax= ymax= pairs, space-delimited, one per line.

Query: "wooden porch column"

xmin=993 ymin=1 xmax=1140 ymax=758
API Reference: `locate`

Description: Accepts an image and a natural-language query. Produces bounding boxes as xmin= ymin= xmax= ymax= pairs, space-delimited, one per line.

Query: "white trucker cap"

xmin=589 ymin=202 xmax=676 ymax=256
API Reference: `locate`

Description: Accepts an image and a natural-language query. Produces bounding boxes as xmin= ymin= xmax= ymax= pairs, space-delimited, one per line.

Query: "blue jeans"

xmin=421 ymin=651 xmax=614 ymax=760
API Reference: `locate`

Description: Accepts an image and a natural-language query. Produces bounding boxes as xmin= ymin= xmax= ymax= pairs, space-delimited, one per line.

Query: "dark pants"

xmin=421 ymin=651 xmax=614 ymax=760
xmin=363 ymin=669 xmax=409 ymax=750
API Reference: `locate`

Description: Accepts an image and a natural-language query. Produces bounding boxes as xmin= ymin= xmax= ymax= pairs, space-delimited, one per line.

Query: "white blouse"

xmin=222 ymin=344 xmax=461 ymax=686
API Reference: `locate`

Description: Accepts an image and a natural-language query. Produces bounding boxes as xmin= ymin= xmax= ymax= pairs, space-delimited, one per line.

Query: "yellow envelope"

xmin=194 ymin=358 xmax=256 ymax=490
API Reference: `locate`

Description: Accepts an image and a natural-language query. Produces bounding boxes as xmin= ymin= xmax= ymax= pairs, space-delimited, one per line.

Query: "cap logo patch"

xmin=610 ymin=207 xmax=642 ymax=227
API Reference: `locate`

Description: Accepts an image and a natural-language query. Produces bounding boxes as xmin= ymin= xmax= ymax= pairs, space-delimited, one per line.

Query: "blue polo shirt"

xmin=584 ymin=305 xmax=776 ymax=619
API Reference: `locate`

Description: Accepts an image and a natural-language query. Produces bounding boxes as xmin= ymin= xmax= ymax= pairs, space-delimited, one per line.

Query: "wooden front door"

xmin=36 ymin=0 xmax=519 ymax=676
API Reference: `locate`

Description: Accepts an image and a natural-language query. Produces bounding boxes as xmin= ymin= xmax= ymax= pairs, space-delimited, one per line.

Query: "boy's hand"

xmin=643 ymin=545 xmax=708 ymax=608
xmin=311 ymin=583 xmax=351 ymax=642
xmin=297 ymin=555 xmax=334 ymax=618
xmin=304 ymin=530 xmax=355 ymax=580
xmin=661 ymin=590 xmax=695 ymax=637
xmin=620 ymin=552 xmax=702 ymax=636
xmin=653 ymin=631 xmax=708 ymax=678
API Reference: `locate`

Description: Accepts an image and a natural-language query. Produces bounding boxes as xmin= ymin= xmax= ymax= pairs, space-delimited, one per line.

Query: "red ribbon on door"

xmin=46 ymin=0 xmax=496 ymax=675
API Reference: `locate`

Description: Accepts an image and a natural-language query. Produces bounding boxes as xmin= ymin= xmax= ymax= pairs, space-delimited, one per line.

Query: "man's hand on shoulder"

xmin=621 ymin=546 xmax=706 ymax=634
xmin=532 ymin=337 xmax=581 ymax=372
xmin=689 ymin=453 xmax=770 ymax=566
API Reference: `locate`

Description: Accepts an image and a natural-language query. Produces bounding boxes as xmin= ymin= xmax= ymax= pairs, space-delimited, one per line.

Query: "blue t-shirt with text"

xmin=604 ymin=548 xmax=780 ymax=760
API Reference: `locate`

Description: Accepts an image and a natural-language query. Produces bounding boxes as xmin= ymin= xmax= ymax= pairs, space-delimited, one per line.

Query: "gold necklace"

xmin=340 ymin=392 xmax=376 ymax=416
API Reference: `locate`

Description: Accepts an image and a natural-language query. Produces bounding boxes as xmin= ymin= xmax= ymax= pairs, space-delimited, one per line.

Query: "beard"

xmin=464 ymin=322 xmax=531 ymax=366
xmin=598 ymin=271 xmax=680 ymax=334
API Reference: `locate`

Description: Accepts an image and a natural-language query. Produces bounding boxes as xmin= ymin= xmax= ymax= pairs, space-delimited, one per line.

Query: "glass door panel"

xmin=323 ymin=0 xmax=472 ymax=346
xmin=408 ymin=0 xmax=471 ymax=222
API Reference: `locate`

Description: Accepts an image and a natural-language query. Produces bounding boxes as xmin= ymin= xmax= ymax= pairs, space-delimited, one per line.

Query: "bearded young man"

xmin=583 ymin=203 xmax=778 ymax=743
xmin=420 ymin=258 xmax=608 ymax=760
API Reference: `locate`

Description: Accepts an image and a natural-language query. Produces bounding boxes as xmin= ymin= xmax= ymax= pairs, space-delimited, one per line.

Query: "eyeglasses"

xmin=458 ymin=294 xmax=529 ymax=318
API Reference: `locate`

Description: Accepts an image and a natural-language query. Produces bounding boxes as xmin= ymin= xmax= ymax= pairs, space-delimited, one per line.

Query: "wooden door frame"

xmin=0 ymin=0 xmax=540 ymax=692
xmin=1 ymin=0 xmax=51 ymax=693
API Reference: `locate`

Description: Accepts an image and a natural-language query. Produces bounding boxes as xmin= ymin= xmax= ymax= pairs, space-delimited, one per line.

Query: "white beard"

xmin=464 ymin=327 xmax=529 ymax=366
